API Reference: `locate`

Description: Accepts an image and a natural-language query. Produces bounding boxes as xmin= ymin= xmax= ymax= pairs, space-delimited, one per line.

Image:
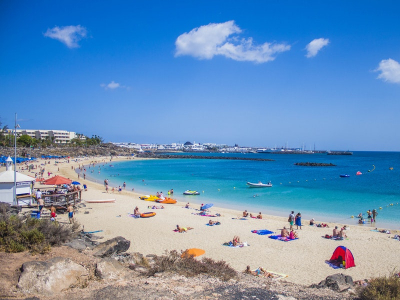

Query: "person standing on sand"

xmin=67 ymin=204 xmax=74 ymax=224
xmin=123 ymin=182 xmax=126 ymax=189
xmin=288 ymin=211 xmax=295 ymax=230
xmin=295 ymin=212 xmax=302 ymax=229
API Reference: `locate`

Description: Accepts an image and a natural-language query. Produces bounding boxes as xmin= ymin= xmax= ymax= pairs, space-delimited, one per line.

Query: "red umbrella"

xmin=44 ymin=175 xmax=72 ymax=185
xmin=36 ymin=178 xmax=45 ymax=182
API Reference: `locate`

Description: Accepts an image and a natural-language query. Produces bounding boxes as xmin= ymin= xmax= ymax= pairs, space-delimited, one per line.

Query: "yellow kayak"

xmin=139 ymin=195 xmax=160 ymax=201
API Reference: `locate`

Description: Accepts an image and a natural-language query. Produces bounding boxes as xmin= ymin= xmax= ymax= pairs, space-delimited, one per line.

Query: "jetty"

xmin=294 ymin=162 xmax=336 ymax=167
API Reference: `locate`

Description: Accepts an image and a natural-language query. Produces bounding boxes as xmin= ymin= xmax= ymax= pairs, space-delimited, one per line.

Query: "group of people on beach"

xmin=357 ymin=209 xmax=378 ymax=224
xmin=242 ymin=210 xmax=263 ymax=219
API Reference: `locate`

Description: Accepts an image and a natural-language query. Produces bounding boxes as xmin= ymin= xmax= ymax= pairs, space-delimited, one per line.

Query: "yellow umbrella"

xmin=181 ymin=248 xmax=205 ymax=258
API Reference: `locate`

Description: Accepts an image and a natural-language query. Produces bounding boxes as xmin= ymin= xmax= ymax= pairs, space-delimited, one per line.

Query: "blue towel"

xmin=252 ymin=230 xmax=274 ymax=235
xmin=325 ymin=260 xmax=341 ymax=269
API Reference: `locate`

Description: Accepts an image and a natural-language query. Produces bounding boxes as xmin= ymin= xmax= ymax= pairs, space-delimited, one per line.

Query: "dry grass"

xmin=146 ymin=250 xmax=237 ymax=281
xmin=0 ymin=210 xmax=74 ymax=253
xmin=359 ymin=273 xmax=400 ymax=300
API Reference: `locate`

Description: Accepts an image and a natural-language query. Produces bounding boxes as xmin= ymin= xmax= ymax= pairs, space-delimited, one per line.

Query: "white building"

xmin=8 ymin=129 xmax=79 ymax=144
xmin=0 ymin=157 xmax=35 ymax=205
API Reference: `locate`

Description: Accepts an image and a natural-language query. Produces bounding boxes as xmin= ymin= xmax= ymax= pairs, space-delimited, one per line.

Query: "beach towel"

xmin=252 ymin=268 xmax=288 ymax=280
xmin=82 ymin=230 xmax=103 ymax=234
xmin=251 ymin=230 xmax=274 ymax=235
xmin=223 ymin=243 xmax=250 ymax=248
xmin=269 ymin=235 xmax=298 ymax=242
xmin=325 ymin=260 xmax=342 ymax=269
xmin=128 ymin=214 xmax=140 ymax=218
xmin=323 ymin=235 xmax=348 ymax=240
xmin=232 ymin=217 xmax=248 ymax=220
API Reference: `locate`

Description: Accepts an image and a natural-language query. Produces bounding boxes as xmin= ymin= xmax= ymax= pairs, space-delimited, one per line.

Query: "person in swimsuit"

xmin=50 ymin=205 xmax=56 ymax=219
xmin=281 ymin=227 xmax=289 ymax=237
xmin=67 ymin=204 xmax=74 ymax=224
xmin=289 ymin=229 xmax=299 ymax=239
xmin=176 ymin=225 xmax=193 ymax=233
xmin=256 ymin=212 xmax=262 ymax=219
xmin=37 ymin=198 xmax=44 ymax=214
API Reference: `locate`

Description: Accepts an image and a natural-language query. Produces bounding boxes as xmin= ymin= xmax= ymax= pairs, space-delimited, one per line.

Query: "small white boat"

xmin=85 ymin=199 xmax=116 ymax=203
xmin=247 ymin=182 xmax=272 ymax=188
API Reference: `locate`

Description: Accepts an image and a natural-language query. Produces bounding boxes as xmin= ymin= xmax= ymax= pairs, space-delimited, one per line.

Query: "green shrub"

xmin=359 ymin=274 xmax=400 ymax=300
xmin=0 ymin=211 xmax=75 ymax=253
xmin=147 ymin=250 xmax=237 ymax=281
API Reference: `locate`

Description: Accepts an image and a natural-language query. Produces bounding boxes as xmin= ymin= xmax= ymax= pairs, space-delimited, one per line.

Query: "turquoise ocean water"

xmin=85 ymin=152 xmax=400 ymax=229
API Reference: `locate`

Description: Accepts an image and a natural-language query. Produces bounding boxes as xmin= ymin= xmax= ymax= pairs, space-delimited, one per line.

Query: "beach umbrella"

xmin=72 ymin=181 xmax=81 ymax=185
xmin=181 ymin=248 xmax=205 ymax=258
xmin=201 ymin=203 xmax=213 ymax=210
xmin=35 ymin=178 xmax=45 ymax=182
xmin=44 ymin=175 xmax=72 ymax=185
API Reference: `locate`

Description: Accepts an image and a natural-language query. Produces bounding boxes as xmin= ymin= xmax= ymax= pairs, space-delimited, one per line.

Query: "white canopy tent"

xmin=0 ymin=157 xmax=36 ymax=205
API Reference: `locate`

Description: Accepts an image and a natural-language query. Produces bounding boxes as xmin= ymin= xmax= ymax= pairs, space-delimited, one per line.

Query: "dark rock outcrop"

xmin=92 ymin=236 xmax=130 ymax=257
xmin=311 ymin=273 xmax=354 ymax=291
xmin=294 ymin=162 xmax=336 ymax=167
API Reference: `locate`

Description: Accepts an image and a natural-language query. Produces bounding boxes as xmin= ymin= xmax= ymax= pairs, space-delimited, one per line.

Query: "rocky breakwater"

xmin=137 ymin=153 xmax=275 ymax=162
xmin=295 ymin=162 xmax=336 ymax=167
xmin=0 ymin=143 xmax=136 ymax=158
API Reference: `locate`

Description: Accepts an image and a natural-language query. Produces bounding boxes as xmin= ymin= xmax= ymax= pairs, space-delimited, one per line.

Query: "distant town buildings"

xmin=8 ymin=129 xmax=84 ymax=144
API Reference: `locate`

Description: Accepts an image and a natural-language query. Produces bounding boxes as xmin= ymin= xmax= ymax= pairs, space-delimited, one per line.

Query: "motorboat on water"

xmin=246 ymin=181 xmax=273 ymax=187
xmin=340 ymin=174 xmax=350 ymax=178
xmin=183 ymin=190 xmax=200 ymax=195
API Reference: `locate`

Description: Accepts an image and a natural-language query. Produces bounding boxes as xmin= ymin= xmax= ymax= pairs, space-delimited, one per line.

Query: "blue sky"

xmin=1 ymin=1 xmax=399 ymax=151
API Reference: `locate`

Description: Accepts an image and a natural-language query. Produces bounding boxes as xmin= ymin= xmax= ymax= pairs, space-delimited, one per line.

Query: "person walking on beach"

xmin=295 ymin=212 xmax=302 ymax=229
xmin=288 ymin=211 xmax=295 ymax=230
xmin=67 ymin=204 xmax=74 ymax=224
xmin=50 ymin=205 xmax=57 ymax=220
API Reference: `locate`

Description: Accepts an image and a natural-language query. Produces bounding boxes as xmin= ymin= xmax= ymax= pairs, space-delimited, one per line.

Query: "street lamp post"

xmin=13 ymin=113 xmax=20 ymax=206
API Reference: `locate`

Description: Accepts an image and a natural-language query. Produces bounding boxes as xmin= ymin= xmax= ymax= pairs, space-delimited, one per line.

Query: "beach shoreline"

xmin=3 ymin=155 xmax=400 ymax=286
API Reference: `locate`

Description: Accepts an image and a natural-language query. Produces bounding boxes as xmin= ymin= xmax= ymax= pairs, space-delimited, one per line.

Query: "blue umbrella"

xmin=201 ymin=203 xmax=213 ymax=210
xmin=72 ymin=181 xmax=81 ymax=185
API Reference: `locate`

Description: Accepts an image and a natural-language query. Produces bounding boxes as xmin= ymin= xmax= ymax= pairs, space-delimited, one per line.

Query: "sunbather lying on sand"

xmin=209 ymin=220 xmax=221 ymax=225
xmin=176 ymin=225 xmax=193 ymax=233
xmin=148 ymin=205 xmax=164 ymax=209
xmin=245 ymin=266 xmax=274 ymax=278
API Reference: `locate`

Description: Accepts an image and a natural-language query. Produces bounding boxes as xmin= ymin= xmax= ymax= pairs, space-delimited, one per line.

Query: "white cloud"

xmin=305 ymin=38 xmax=329 ymax=58
xmin=44 ymin=25 xmax=87 ymax=48
xmin=100 ymin=81 xmax=129 ymax=90
xmin=175 ymin=21 xmax=290 ymax=63
xmin=376 ymin=58 xmax=400 ymax=84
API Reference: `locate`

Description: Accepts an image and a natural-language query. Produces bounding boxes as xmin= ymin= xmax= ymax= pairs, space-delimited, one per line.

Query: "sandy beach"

xmin=6 ymin=155 xmax=400 ymax=286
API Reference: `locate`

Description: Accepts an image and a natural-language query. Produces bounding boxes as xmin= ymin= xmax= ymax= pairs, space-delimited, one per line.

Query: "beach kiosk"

xmin=0 ymin=157 xmax=36 ymax=205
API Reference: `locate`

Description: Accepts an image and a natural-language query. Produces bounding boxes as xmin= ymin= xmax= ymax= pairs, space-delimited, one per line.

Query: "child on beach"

xmin=67 ymin=204 xmax=74 ymax=224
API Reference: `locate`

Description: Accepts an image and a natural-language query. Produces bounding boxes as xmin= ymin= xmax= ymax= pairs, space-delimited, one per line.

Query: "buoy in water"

xmin=351 ymin=216 xmax=354 ymax=218
xmin=379 ymin=207 xmax=382 ymax=209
